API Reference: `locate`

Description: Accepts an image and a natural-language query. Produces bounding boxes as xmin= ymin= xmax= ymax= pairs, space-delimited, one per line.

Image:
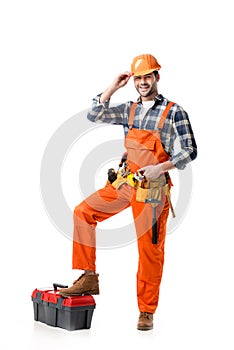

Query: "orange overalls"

xmin=72 ymin=101 xmax=174 ymax=314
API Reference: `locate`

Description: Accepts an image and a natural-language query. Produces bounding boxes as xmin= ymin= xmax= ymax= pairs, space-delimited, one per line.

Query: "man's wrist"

xmin=160 ymin=161 xmax=175 ymax=172
xmin=100 ymin=86 xmax=118 ymax=103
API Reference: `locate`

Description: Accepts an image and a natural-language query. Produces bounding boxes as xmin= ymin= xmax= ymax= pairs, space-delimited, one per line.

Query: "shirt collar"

xmin=137 ymin=94 xmax=164 ymax=104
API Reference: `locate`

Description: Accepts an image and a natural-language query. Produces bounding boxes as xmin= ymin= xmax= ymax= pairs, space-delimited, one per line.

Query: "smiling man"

xmin=134 ymin=72 xmax=159 ymax=98
xmin=59 ymin=54 xmax=197 ymax=331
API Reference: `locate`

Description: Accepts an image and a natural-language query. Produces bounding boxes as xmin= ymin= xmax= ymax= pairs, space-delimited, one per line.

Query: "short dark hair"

xmin=153 ymin=70 xmax=159 ymax=77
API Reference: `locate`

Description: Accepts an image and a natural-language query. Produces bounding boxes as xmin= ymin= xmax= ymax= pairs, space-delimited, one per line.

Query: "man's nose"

xmin=140 ymin=77 xmax=147 ymax=84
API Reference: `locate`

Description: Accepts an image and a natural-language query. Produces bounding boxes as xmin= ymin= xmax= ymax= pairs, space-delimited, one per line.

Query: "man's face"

xmin=133 ymin=72 xmax=159 ymax=100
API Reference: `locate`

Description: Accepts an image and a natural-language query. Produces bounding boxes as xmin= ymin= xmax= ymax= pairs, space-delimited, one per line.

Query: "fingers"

xmin=137 ymin=165 xmax=149 ymax=174
xmin=119 ymin=72 xmax=132 ymax=84
xmin=137 ymin=165 xmax=162 ymax=179
xmin=111 ymin=71 xmax=133 ymax=90
xmin=121 ymin=71 xmax=133 ymax=78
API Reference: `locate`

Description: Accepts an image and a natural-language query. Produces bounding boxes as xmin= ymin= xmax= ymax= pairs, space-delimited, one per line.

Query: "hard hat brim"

xmin=132 ymin=68 xmax=160 ymax=77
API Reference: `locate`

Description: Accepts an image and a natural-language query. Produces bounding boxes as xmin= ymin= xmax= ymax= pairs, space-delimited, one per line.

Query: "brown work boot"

xmin=137 ymin=312 xmax=153 ymax=331
xmin=59 ymin=273 xmax=99 ymax=297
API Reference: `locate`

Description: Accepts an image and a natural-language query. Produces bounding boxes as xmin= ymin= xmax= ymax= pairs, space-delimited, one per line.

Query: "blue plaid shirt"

xmin=87 ymin=94 xmax=197 ymax=170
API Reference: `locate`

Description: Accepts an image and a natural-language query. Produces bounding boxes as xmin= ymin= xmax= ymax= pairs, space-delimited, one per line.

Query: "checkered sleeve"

xmin=170 ymin=105 xmax=197 ymax=170
xmin=87 ymin=94 xmax=127 ymax=125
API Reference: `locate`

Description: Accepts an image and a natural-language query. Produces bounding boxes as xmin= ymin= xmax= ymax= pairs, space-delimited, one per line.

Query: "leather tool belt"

xmin=111 ymin=172 xmax=175 ymax=217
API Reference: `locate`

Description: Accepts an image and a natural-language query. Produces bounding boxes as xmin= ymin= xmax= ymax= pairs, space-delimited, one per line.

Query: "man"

xmin=59 ymin=54 xmax=197 ymax=331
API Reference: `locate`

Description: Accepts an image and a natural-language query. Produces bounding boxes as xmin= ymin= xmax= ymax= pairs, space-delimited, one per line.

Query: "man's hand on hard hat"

xmin=138 ymin=161 xmax=175 ymax=179
xmin=113 ymin=71 xmax=133 ymax=89
xmin=100 ymin=72 xmax=133 ymax=103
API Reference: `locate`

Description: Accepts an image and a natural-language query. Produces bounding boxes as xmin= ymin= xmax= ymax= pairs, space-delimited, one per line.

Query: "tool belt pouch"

xmin=111 ymin=176 xmax=128 ymax=190
xmin=111 ymin=173 xmax=137 ymax=190
xmin=136 ymin=175 xmax=166 ymax=203
xmin=136 ymin=187 xmax=161 ymax=203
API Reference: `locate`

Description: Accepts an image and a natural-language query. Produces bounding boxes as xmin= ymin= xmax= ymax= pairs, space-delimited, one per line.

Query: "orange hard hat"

xmin=131 ymin=54 xmax=161 ymax=76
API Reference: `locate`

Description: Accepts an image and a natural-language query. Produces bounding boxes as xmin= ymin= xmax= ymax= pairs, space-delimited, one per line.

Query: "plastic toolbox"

xmin=32 ymin=283 xmax=96 ymax=331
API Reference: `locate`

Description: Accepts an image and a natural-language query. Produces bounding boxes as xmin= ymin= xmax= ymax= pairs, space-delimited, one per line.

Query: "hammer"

xmin=145 ymin=198 xmax=161 ymax=244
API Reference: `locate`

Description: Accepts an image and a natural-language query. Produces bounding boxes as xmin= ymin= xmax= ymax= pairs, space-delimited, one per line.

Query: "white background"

xmin=1 ymin=0 xmax=234 ymax=349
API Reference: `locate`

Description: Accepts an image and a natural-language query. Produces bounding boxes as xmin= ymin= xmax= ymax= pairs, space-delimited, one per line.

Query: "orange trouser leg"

xmin=72 ymin=182 xmax=169 ymax=314
xmin=131 ymin=192 xmax=170 ymax=314
xmin=72 ymin=183 xmax=133 ymax=271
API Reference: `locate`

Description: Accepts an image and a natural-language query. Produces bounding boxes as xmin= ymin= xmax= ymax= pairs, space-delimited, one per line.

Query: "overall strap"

xmin=128 ymin=102 xmax=138 ymax=129
xmin=157 ymin=101 xmax=175 ymax=130
xmin=129 ymin=101 xmax=174 ymax=130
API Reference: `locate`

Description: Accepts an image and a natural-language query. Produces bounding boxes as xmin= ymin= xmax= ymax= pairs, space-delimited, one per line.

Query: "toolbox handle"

xmin=53 ymin=283 xmax=68 ymax=291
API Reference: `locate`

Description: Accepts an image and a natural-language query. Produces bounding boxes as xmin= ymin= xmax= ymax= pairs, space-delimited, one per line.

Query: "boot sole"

xmin=59 ymin=290 xmax=99 ymax=297
xmin=137 ymin=325 xmax=153 ymax=331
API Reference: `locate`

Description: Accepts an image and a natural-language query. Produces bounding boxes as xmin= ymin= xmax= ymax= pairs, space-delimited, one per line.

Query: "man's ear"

xmin=156 ymin=73 xmax=160 ymax=82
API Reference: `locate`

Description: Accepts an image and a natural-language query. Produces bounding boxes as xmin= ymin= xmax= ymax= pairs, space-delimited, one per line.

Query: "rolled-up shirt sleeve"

xmin=87 ymin=94 xmax=127 ymax=125
xmin=170 ymin=106 xmax=197 ymax=170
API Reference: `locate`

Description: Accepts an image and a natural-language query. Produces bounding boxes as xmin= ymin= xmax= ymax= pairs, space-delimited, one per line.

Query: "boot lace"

xmin=140 ymin=312 xmax=153 ymax=320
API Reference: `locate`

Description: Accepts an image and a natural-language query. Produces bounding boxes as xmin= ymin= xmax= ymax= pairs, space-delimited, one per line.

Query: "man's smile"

xmin=139 ymin=85 xmax=150 ymax=92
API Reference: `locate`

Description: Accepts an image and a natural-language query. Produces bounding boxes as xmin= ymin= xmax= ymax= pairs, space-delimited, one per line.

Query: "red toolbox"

xmin=32 ymin=283 xmax=96 ymax=331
